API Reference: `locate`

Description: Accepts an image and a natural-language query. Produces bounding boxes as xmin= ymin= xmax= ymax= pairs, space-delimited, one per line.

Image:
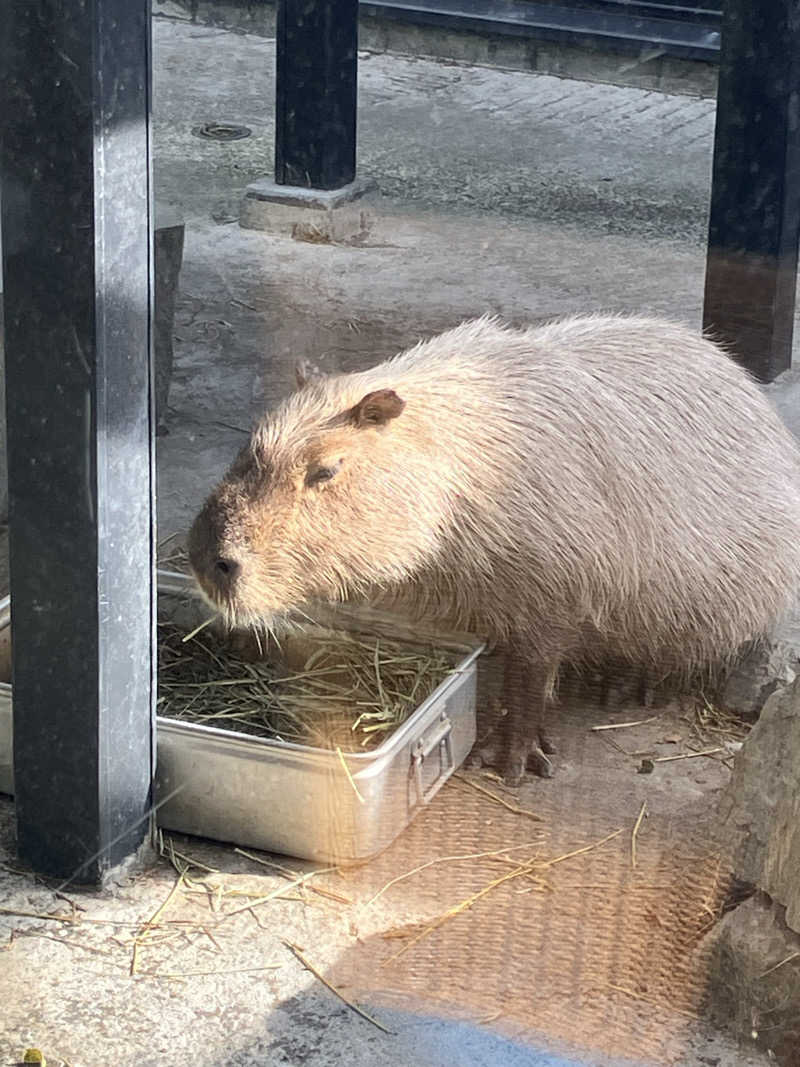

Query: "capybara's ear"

xmin=295 ymin=359 xmax=322 ymax=390
xmin=349 ymin=389 xmax=406 ymax=428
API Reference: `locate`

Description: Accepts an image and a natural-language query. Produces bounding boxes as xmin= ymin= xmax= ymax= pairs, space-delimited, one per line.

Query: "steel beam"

xmin=275 ymin=0 xmax=359 ymax=189
xmin=703 ymin=0 xmax=800 ymax=382
xmin=0 ymin=0 xmax=156 ymax=881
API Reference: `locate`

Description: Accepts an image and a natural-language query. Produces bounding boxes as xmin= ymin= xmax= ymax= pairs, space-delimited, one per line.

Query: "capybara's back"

xmin=377 ymin=314 xmax=800 ymax=678
xmin=189 ymin=313 xmax=800 ymax=777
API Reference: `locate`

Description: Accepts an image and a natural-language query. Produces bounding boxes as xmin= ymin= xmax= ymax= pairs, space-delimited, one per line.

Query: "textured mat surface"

xmin=324 ymin=702 xmax=736 ymax=1066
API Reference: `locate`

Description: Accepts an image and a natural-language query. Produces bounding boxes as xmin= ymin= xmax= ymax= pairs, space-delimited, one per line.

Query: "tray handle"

xmin=411 ymin=712 xmax=454 ymax=806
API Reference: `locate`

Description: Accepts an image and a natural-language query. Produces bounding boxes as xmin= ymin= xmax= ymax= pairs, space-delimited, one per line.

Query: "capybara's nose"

xmin=214 ymin=557 xmax=240 ymax=582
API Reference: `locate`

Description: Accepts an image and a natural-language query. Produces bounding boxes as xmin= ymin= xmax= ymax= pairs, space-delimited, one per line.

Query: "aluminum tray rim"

xmin=154 ymin=639 xmax=483 ymax=763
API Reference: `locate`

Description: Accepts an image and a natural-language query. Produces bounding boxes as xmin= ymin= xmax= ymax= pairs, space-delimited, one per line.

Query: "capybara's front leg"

xmin=468 ymin=644 xmax=557 ymax=785
xmin=509 ymin=652 xmax=556 ymax=783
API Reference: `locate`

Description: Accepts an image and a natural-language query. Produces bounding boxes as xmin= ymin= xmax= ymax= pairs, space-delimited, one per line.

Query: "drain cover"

xmin=192 ymin=122 xmax=252 ymax=142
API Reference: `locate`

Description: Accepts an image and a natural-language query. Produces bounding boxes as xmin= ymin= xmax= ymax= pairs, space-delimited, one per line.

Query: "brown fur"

xmin=188 ymin=314 xmax=800 ymax=779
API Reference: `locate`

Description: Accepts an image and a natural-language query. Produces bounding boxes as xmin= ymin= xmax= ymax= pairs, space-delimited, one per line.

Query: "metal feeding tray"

xmin=0 ymin=571 xmax=484 ymax=864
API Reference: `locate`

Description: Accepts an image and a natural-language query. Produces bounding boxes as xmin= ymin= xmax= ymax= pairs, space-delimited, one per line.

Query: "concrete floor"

xmin=152 ymin=18 xmax=727 ymax=544
xmin=1 ymin=14 xmax=795 ymax=1067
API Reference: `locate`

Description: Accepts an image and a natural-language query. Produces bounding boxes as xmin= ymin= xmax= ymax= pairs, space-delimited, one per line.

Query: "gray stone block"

xmin=240 ymin=178 xmax=375 ymax=243
xmin=710 ymin=652 xmax=800 ymax=1062
xmin=721 ymin=607 xmax=800 ymax=718
xmin=709 ymin=894 xmax=800 ymax=1065
xmin=719 ymin=676 xmax=800 ymax=933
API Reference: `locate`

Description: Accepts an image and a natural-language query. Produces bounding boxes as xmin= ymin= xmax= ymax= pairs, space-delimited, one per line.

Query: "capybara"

xmin=188 ymin=315 xmax=800 ymax=782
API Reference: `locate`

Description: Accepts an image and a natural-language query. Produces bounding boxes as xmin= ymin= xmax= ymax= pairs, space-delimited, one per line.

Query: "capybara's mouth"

xmin=190 ymin=569 xmax=237 ymax=624
xmin=190 ymin=570 xmax=285 ymax=636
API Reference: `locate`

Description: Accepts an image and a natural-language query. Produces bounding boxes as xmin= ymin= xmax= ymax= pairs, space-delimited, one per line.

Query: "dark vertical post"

xmin=0 ymin=0 xmax=156 ymax=881
xmin=703 ymin=0 xmax=800 ymax=383
xmin=275 ymin=0 xmax=359 ymax=189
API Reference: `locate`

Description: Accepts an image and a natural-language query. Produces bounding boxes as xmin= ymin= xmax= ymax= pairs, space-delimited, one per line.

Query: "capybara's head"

xmin=188 ymin=367 xmax=443 ymax=630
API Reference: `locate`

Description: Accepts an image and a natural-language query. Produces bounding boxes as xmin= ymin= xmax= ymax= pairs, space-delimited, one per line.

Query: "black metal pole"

xmin=275 ymin=0 xmax=359 ymax=190
xmin=702 ymin=0 xmax=800 ymax=383
xmin=0 ymin=0 xmax=156 ymax=882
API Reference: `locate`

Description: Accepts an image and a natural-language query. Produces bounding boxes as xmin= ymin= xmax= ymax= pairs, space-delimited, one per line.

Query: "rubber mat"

xmin=330 ymin=773 xmax=732 ymax=1066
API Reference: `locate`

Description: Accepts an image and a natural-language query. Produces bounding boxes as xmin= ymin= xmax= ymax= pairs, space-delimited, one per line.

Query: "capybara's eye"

xmin=305 ymin=463 xmax=339 ymax=487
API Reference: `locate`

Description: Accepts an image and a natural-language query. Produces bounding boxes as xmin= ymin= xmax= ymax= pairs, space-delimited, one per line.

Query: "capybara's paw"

xmin=502 ymin=750 xmax=528 ymax=788
xmin=526 ymin=743 xmax=554 ymax=779
xmin=469 ymin=730 xmax=555 ymax=782
xmin=466 ymin=736 xmax=502 ymax=771
xmin=538 ymin=728 xmax=557 ymax=756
